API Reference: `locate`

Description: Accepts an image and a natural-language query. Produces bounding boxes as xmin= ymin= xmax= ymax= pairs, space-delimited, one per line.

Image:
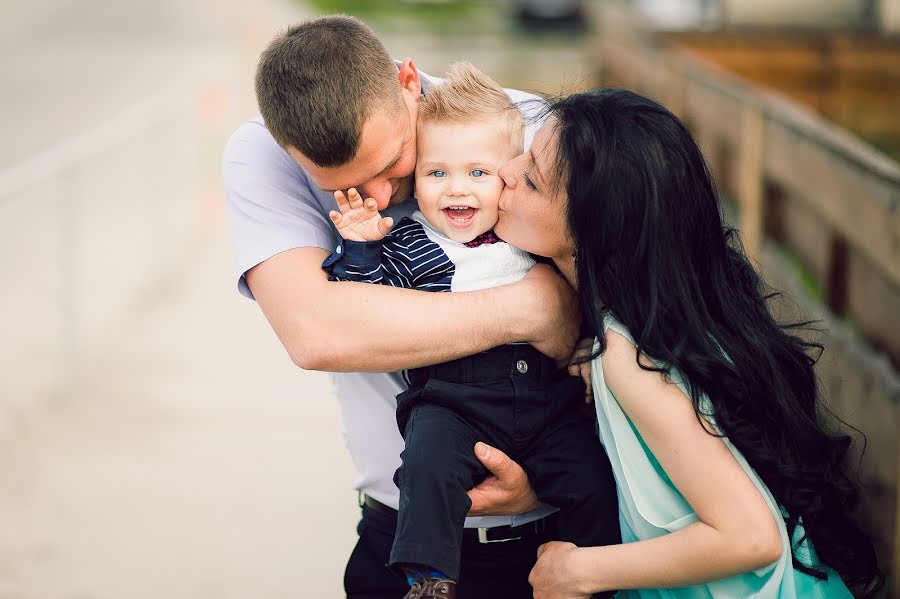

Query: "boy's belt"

xmin=360 ymin=493 xmax=551 ymax=544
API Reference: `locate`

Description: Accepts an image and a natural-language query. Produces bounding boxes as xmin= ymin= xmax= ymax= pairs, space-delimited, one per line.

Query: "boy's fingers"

xmin=378 ymin=217 xmax=394 ymax=235
xmin=334 ymin=190 xmax=349 ymax=211
xmin=364 ymin=198 xmax=378 ymax=212
xmin=348 ymin=188 xmax=364 ymax=208
xmin=567 ymin=363 xmax=580 ymax=378
xmin=329 ymin=210 xmax=341 ymax=225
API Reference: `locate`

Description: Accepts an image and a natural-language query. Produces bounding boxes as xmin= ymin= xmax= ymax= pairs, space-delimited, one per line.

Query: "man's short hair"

xmin=418 ymin=62 xmax=524 ymax=156
xmin=255 ymin=15 xmax=402 ymax=167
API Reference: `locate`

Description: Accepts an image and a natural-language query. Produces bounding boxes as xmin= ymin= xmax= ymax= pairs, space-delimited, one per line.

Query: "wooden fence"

xmin=586 ymin=3 xmax=900 ymax=593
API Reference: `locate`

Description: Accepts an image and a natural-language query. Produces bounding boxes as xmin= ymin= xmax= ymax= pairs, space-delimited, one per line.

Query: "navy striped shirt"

xmin=323 ymin=217 xmax=455 ymax=292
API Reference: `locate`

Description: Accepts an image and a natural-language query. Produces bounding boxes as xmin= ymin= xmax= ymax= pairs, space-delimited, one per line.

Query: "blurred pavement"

xmin=0 ymin=238 xmax=359 ymax=599
xmin=0 ymin=0 xmax=361 ymax=597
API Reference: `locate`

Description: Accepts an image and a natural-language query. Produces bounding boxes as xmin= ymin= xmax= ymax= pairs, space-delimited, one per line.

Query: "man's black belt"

xmin=360 ymin=493 xmax=551 ymax=545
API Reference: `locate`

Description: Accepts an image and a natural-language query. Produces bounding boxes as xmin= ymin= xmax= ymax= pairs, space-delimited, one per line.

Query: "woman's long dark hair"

xmin=549 ymin=88 xmax=881 ymax=594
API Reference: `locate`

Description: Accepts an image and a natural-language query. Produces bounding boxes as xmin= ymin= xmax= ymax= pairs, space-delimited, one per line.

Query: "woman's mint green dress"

xmin=592 ymin=315 xmax=852 ymax=598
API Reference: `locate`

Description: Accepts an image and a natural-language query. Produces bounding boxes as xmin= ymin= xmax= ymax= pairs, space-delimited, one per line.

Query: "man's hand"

xmin=467 ymin=442 xmax=540 ymax=516
xmin=515 ymin=263 xmax=581 ymax=367
xmin=329 ymin=188 xmax=394 ymax=242
xmin=568 ymin=338 xmax=595 ymax=404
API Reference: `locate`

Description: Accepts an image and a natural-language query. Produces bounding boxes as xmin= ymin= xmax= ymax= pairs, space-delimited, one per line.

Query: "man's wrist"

xmin=485 ymin=283 xmax=529 ymax=344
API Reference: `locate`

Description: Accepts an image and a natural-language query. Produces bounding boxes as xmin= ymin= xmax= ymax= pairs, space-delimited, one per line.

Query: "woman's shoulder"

xmin=597 ymin=312 xmax=694 ymax=399
xmin=597 ymin=312 xmax=634 ymax=354
xmin=600 ymin=312 xmax=632 ymax=341
xmin=597 ymin=314 xmax=649 ymax=379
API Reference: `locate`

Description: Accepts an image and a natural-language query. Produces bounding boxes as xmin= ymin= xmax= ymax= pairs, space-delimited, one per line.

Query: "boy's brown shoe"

xmin=403 ymin=577 xmax=456 ymax=599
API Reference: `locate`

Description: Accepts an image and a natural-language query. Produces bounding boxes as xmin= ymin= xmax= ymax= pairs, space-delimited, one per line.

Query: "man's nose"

xmin=359 ymin=178 xmax=392 ymax=205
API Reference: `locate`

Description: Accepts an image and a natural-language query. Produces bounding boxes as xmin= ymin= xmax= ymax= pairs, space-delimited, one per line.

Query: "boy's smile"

xmin=444 ymin=206 xmax=479 ymax=230
xmin=414 ymin=120 xmax=516 ymax=243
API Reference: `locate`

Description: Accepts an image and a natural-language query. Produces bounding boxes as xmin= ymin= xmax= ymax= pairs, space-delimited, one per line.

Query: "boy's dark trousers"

xmin=389 ymin=344 xmax=621 ymax=593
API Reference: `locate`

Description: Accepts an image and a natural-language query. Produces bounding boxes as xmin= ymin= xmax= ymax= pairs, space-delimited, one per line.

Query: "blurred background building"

xmin=0 ymin=0 xmax=897 ymax=597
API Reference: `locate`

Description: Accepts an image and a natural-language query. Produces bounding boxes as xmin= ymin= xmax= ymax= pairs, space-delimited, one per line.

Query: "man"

xmin=222 ymin=15 xmax=580 ymax=599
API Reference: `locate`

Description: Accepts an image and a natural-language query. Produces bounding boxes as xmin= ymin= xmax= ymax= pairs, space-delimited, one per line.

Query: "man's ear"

xmin=398 ymin=58 xmax=422 ymax=98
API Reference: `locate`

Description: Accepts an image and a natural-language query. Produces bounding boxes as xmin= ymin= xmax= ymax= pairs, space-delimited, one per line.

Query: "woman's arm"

xmin=531 ymin=329 xmax=783 ymax=596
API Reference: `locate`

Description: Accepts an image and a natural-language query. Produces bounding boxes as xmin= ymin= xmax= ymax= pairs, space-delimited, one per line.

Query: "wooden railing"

xmin=586 ymin=3 xmax=900 ymax=594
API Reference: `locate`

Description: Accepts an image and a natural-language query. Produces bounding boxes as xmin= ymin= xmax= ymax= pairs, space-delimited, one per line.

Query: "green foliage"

xmin=306 ymin=0 xmax=483 ymax=23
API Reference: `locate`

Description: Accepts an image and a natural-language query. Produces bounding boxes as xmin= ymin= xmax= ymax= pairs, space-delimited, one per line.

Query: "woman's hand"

xmin=529 ymin=541 xmax=592 ymax=599
xmin=467 ymin=442 xmax=540 ymax=516
xmin=567 ymin=337 xmax=595 ymax=404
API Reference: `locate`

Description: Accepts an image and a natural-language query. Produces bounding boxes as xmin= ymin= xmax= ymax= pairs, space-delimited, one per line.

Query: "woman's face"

xmin=495 ymin=120 xmax=574 ymax=262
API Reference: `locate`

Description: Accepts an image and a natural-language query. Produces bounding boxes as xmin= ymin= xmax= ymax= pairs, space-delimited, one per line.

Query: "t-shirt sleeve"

xmin=503 ymin=88 xmax=548 ymax=152
xmin=222 ymin=118 xmax=336 ymax=300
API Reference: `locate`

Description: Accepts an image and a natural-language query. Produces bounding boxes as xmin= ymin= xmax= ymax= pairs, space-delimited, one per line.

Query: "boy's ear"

xmin=398 ymin=58 xmax=422 ymax=97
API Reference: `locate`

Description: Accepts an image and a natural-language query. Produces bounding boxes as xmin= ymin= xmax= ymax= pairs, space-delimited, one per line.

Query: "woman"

xmin=489 ymin=89 xmax=882 ymax=597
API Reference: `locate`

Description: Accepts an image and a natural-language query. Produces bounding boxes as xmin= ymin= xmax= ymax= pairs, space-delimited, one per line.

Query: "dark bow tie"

xmin=464 ymin=230 xmax=503 ymax=248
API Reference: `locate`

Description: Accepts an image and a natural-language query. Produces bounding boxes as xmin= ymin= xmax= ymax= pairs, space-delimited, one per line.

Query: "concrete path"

xmin=0 ymin=237 xmax=360 ymax=599
xmin=0 ymin=0 xmax=360 ymax=597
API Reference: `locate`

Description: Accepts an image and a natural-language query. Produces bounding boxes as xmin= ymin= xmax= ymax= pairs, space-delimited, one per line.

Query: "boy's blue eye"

xmin=431 ymin=170 xmax=446 ymax=178
xmin=470 ymin=169 xmax=486 ymax=178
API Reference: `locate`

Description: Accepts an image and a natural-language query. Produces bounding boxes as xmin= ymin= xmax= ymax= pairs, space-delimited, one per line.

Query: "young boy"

xmin=323 ymin=63 xmax=619 ymax=599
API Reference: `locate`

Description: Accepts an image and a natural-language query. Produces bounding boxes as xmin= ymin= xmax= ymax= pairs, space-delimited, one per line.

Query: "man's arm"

xmin=246 ymin=248 xmax=579 ymax=372
xmin=224 ymin=119 xmax=579 ymax=373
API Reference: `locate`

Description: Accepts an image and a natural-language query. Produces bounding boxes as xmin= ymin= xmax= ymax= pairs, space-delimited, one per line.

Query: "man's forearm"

xmin=247 ymin=247 xmax=529 ymax=373
xmin=300 ymin=280 xmax=523 ymax=372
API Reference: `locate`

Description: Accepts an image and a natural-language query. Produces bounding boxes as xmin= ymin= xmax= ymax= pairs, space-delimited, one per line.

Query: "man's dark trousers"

xmin=343 ymin=503 xmax=556 ymax=599
xmin=389 ymin=344 xmax=621 ymax=592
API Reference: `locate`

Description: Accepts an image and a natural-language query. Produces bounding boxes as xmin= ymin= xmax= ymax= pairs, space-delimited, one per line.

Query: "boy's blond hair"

xmin=418 ymin=62 xmax=524 ymax=156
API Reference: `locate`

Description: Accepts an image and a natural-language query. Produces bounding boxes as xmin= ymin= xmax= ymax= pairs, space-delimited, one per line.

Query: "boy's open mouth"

xmin=443 ymin=206 xmax=478 ymax=229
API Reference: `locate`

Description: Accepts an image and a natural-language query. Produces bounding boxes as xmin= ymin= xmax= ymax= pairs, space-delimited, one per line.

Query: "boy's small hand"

xmin=567 ymin=338 xmax=595 ymax=404
xmin=329 ymin=188 xmax=394 ymax=242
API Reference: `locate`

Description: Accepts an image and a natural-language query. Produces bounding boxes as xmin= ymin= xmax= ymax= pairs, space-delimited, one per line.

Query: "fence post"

xmin=738 ymin=103 xmax=764 ymax=263
xmin=664 ymin=64 xmax=686 ymax=121
xmin=896 ymin=414 xmax=900 ymax=596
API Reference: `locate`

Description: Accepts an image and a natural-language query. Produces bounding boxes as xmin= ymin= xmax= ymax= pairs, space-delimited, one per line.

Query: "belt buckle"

xmin=477 ymin=527 xmax=522 ymax=544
